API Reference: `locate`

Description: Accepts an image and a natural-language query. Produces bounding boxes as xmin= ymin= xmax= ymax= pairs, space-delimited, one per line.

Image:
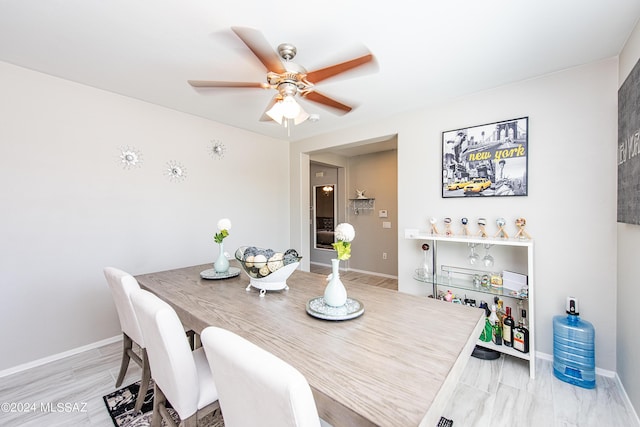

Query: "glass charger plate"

xmin=306 ymin=297 xmax=364 ymax=321
xmin=200 ymin=267 xmax=241 ymax=280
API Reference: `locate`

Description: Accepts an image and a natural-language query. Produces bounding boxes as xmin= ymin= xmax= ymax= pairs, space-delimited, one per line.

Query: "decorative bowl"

xmin=234 ymin=246 xmax=302 ymax=294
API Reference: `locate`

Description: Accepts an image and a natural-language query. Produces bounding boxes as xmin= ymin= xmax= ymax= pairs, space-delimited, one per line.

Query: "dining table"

xmin=135 ymin=262 xmax=484 ymax=427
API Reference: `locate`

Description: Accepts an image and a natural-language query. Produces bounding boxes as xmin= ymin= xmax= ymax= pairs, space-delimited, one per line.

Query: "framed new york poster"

xmin=618 ymin=58 xmax=640 ymax=225
xmin=442 ymin=117 xmax=529 ymax=198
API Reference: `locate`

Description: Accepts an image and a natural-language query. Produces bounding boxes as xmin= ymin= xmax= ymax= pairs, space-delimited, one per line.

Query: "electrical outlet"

xmin=383 ymin=252 xmax=388 ymax=260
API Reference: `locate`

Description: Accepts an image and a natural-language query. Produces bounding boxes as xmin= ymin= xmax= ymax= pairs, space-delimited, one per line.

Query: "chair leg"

xmin=115 ymin=333 xmax=133 ymax=388
xmin=151 ymin=383 xmax=164 ymax=427
xmin=180 ymin=414 xmax=198 ymax=427
xmin=134 ymin=348 xmax=150 ymax=412
xmin=186 ymin=330 xmax=197 ymax=350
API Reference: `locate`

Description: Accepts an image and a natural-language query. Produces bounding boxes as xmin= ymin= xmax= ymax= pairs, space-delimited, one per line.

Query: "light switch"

xmin=382 ymin=221 xmax=391 ymax=229
xmin=379 ymin=209 xmax=388 ymax=218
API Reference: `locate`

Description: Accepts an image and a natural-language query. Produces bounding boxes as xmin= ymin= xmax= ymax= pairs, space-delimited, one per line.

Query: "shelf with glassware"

xmin=406 ymin=231 xmax=535 ymax=378
xmin=413 ymin=265 xmax=529 ymax=300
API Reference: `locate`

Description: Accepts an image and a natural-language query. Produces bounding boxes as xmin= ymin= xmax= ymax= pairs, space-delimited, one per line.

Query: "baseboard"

xmin=536 ymin=351 xmax=616 ymax=378
xmin=346 ymin=267 xmax=398 ymax=280
xmin=310 ymin=261 xmax=331 ymax=268
xmin=310 ymin=262 xmax=398 ymax=280
xmin=616 ymin=373 xmax=640 ymax=425
xmin=0 ymin=335 xmax=122 ymax=378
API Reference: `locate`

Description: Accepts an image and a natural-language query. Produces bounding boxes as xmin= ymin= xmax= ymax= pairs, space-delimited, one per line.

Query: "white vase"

xmin=323 ymin=259 xmax=347 ymax=307
xmin=214 ymin=241 xmax=229 ymax=273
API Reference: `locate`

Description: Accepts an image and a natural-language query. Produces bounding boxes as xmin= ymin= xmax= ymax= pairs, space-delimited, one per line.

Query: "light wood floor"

xmin=309 ymin=263 xmax=398 ymax=290
xmin=1 ymin=340 xmax=637 ymax=427
xmin=1 ymin=268 xmax=637 ymax=427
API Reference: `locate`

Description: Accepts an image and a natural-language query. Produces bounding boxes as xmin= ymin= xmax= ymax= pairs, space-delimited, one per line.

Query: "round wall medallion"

xmin=210 ymin=140 xmax=226 ymax=159
xmin=165 ymin=160 xmax=187 ymax=182
xmin=119 ymin=146 xmax=143 ymax=169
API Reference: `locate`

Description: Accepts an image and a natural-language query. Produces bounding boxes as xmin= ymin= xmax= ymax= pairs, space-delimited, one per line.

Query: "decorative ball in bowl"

xmin=235 ymin=246 xmax=302 ymax=293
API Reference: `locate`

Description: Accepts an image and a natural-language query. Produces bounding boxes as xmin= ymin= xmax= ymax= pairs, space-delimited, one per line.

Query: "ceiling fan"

xmin=188 ymin=27 xmax=375 ymax=125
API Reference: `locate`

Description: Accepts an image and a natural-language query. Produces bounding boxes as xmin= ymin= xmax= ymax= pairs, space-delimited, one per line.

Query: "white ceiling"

xmin=1 ymin=0 xmax=639 ymax=143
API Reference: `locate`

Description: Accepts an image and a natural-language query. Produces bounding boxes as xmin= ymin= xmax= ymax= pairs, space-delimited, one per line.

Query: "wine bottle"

xmin=489 ymin=304 xmax=502 ymax=345
xmin=513 ymin=309 xmax=530 ymax=353
xmin=488 ymin=304 xmax=499 ymax=325
xmin=503 ymin=306 xmax=515 ymax=347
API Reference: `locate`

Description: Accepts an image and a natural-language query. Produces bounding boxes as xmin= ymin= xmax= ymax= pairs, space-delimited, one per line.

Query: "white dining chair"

xmin=103 ymin=267 xmax=152 ymax=412
xmin=201 ymin=326 xmax=330 ymax=427
xmin=130 ymin=289 xmax=219 ymax=427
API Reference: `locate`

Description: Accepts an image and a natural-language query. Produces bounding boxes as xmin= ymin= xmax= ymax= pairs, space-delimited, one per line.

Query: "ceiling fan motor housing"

xmin=277 ymin=43 xmax=297 ymax=61
xmin=277 ymin=81 xmax=299 ymax=98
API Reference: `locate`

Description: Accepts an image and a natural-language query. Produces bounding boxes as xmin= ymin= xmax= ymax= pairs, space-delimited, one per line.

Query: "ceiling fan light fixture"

xmin=266 ymin=96 xmax=309 ymax=126
xmin=281 ymin=95 xmax=301 ymax=119
xmin=293 ymin=109 xmax=310 ymax=125
xmin=266 ymin=102 xmax=284 ymax=124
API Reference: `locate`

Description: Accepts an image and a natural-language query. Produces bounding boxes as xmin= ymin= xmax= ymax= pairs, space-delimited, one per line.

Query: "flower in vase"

xmin=332 ymin=223 xmax=355 ymax=260
xmin=214 ymin=218 xmax=232 ymax=244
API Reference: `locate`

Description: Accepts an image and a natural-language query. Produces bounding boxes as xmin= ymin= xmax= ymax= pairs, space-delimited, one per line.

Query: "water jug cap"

xmin=566 ymin=296 xmax=579 ymax=315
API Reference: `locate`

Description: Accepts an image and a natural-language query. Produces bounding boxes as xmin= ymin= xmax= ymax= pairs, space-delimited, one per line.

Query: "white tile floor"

xmin=443 ymin=354 xmax=639 ymax=427
xmin=0 ymin=341 xmax=638 ymax=426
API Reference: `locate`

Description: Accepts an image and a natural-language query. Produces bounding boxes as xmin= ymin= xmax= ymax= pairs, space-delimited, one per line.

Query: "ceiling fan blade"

xmin=302 ymin=91 xmax=353 ymax=114
xmin=231 ymin=26 xmax=286 ymax=74
xmin=306 ymin=53 xmax=375 ymax=84
xmin=188 ymin=80 xmax=268 ymax=89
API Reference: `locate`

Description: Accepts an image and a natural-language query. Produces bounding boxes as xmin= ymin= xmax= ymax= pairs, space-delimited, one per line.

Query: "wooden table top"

xmin=135 ymin=263 xmax=484 ymax=427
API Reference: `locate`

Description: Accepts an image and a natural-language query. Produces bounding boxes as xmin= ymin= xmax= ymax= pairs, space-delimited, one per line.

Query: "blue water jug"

xmin=553 ymin=297 xmax=595 ymax=389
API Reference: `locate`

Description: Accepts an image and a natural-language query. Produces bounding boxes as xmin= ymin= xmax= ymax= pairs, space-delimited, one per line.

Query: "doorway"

xmin=307 ymin=136 xmax=398 ymax=277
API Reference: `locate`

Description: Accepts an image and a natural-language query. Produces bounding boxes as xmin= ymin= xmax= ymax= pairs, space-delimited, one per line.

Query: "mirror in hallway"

xmin=314 ymin=185 xmax=336 ymax=250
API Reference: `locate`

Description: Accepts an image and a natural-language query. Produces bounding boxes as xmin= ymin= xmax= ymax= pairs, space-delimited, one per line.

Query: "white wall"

xmin=291 ymin=58 xmax=619 ymax=370
xmin=617 ymin=19 xmax=640 ymax=418
xmin=0 ymin=61 xmax=290 ymax=371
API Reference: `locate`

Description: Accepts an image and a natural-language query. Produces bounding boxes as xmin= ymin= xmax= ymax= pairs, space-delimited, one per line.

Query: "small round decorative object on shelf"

xmin=429 ymin=217 xmax=440 ymax=235
xmin=495 ymin=217 xmax=509 ymax=238
xmin=444 ymin=217 xmax=453 ymax=236
xmin=477 ymin=217 xmax=488 ymax=237
xmin=461 ymin=217 xmax=471 ymax=235
xmin=515 ymin=217 xmax=532 ymax=240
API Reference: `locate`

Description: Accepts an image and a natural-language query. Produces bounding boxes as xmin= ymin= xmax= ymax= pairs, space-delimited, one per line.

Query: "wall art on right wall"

xmin=618 ymin=58 xmax=640 ymax=225
xmin=442 ymin=117 xmax=528 ymax=198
